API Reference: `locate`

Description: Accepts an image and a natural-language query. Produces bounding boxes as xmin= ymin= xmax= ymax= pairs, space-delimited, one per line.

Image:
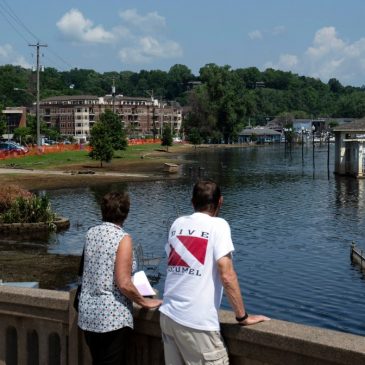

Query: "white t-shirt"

xmin=159 ymin=212 xmax=234 ymax=331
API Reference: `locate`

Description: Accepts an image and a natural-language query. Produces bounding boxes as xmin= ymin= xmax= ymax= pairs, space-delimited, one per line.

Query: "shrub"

xmin=1 ymin=194 xmax=56 ymax=224
xmin=0 ymin=185 xmax=32 ymax=214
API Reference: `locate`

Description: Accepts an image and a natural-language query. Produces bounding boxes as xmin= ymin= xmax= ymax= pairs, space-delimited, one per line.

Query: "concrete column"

xmin=358 ymin=143 xmax=364 ymax=178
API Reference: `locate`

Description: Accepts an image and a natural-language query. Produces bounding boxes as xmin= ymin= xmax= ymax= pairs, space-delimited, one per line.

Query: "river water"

xmin=10 ymin=144 xmax=365 ymax=336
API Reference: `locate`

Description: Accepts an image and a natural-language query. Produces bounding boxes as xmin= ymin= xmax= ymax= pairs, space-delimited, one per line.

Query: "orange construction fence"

xmin=0 ymin=139 xmax=162 ymax=160
xmin=0 ymin=144 xmax=91 ymax=160
xmin=127 ymin=138 xmax=161 ymax=145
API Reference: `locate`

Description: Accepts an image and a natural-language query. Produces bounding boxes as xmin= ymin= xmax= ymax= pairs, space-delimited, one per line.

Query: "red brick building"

xmin=38 ymin=95 xmax=182 ymax=142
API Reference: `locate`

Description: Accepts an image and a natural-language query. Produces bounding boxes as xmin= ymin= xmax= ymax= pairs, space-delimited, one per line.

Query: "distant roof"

xmin=333 ymin=118 xmax=365 ymax=132
xmin=2 ymin=107 xmax=26 ymax=114
xmin=104 ymin=95 xmax=151 ymax=102
xmin=239 ymin=128 xmax=282 ymax=136
xmin=41 ymin=95 xmax=99 ymax=102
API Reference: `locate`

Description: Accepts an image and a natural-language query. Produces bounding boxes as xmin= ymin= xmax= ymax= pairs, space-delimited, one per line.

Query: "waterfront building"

xmin=265 ymin=117 xmax=355 ymax=135
xmin=334 ymin=118 xmax=365 ymax=178
xmin=1 ymin=107 xmax=27 ymax=140
xmin=238 ymin=127 xmax=282 ymax=143
xmin=37 ymin=95 xmax=183 ymax=143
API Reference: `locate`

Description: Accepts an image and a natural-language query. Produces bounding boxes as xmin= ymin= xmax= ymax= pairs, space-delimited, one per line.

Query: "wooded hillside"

xmin=1 ymin=63 xmax=365 ymax=142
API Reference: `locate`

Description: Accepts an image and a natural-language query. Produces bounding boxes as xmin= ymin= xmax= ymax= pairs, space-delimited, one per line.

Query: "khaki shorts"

xmin=160 ymin=313 xmax=229 ymax=365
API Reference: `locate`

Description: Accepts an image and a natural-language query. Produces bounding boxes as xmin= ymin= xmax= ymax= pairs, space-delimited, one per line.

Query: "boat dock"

xmin=351 ymin=242 xmax=365 ymax=270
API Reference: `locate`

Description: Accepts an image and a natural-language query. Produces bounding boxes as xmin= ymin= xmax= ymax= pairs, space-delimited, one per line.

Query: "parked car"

xmin=0 ymin=141 xmax=29 ymax=154
xmin=43 ymin=139 xmax=56 ymax=145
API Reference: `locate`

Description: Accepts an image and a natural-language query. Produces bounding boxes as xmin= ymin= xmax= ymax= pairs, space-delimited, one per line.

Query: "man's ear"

xmin=214 ymin=196 xmax=223 ymax=216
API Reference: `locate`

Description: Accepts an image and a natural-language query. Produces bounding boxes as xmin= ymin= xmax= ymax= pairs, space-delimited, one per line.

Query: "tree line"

xmin=1 ymin=63 xmax=365 ymax=143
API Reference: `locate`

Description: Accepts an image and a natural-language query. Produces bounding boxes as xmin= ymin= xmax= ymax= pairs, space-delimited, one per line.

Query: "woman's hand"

xmin=141 ymin=298 xmax=163 ymax=309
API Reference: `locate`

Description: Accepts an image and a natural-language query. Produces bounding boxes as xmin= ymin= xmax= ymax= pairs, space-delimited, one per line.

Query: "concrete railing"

xmin=1 ymin=286 xmax=365 ymax=365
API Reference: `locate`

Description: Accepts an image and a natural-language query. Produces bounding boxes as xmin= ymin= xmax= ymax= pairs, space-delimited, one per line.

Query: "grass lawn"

xmin=0 ymin=143 xmax=172 ymax=170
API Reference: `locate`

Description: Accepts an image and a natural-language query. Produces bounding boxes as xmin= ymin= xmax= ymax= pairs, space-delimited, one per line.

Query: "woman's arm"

xmin=115 ymin=235 xmax=162 ymax=308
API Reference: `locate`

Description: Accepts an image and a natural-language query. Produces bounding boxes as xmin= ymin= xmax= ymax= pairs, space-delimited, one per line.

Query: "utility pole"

xmin=146 ymin=90 xmax=157 ymax=140
xmin=112 ymin=77 xmax=116 ymax=113
xmin=29 ymin=42 xmax=47 ymax=146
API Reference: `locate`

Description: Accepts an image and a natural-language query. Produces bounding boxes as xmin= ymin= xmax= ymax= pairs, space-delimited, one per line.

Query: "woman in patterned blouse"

xmin=78 ymin=191 xmax=162 ymax=365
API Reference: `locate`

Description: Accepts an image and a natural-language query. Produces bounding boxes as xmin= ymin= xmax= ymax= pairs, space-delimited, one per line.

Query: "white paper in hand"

xmin=132 ymin=271 xmax=155 ymax=296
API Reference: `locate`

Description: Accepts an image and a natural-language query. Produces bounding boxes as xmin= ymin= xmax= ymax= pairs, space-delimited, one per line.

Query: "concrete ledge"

xmin=1 ymin=286 xmax=365 ymax=365
xmin=219 ymin=310 xmax=365 ymax=365
xmin=0 ymin=286 xmax=69 ymax=309
xmin=0 ymin=216 xmax=70 ymax=233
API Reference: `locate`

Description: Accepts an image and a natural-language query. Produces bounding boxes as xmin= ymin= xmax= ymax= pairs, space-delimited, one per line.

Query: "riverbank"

xmin=0 ymin=143 xmax=251 ymax=190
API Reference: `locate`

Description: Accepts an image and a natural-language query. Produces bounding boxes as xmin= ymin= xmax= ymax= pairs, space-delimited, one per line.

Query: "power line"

xmin=47 ymin=47 xmax=73 ymax=70
xmin=42 ymin=52 xmax=67 ymax=72
xmin=0 ymin=4 xmax=31 ymax=44
xmin=0 ymin=0 xmax=74 ymax=71
xmin=0 ymin=0 xmax=39 ymax=41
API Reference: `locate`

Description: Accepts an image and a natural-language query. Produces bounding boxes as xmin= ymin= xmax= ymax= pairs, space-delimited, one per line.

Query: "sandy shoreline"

xmin=0 ymin=162 xmax=177 ymax=190
xmin=0 ymin=143 xmax=253 ymax=190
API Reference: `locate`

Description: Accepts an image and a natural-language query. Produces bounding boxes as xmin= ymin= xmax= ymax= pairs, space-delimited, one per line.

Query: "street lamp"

xmin=301 ymin=127 xmax=305 ymax=163
xmin=312 ymin=125 xmax=316 ymax=167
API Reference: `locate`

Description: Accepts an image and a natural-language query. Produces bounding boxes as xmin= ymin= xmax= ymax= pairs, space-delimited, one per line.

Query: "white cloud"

xmin=248 ymin=30 xmax=262 ymax=40
xmin=119 ymin=8 xmax=166 ymax=32
xmin=117 ymin=9 xmax=182 ymax=64
xmin=113 ymin=26 xmax=132 ymax=40
xmin=265 ymin=26 xmax=365 ymax=85
xmin=272 ymin=26 xmax=286 ymax=36
xmin=119 ymin=48 xmax=150 ymax=64
xmin=271 ymin=54 xmax=299 ymax=70
xmin=56 ymin=8 xmax=182 ymax=65
xmin=0 ymin=44 xmax=31 ymax=68
xmin=56 ymin=9 xmax=115 ymax=43
xmin=249 ymin=26 xmax=285 ymax=41
xmin=119 ymin=36 xmax=182 ymax=64
xmin=306 ymin=27 xmax=345 ymax=59
xmin=0 ymin=44 xmax=12 ymax=58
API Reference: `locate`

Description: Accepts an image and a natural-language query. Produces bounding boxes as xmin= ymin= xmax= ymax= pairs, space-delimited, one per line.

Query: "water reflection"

xmin=2 ymin=144 xmax=365 ymax=336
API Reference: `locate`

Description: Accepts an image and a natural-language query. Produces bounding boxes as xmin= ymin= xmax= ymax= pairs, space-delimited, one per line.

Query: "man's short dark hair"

xmin=192 ymin=180 xmax=221 ymax=212
xmin=101 ymin=191 xmax=130 ymax=225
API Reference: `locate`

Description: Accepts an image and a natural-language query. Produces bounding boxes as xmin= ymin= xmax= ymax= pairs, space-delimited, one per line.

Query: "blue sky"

xmin=1 ymin=0 xmax=365 ymax=86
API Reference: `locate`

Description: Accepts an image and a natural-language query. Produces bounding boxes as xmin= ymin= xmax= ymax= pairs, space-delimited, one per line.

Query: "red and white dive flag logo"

xmin=168 ymin=235 xmax=208 ymax=267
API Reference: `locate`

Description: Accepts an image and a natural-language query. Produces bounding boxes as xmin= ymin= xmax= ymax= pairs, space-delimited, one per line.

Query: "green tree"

xmin=188 ymin=128 xmax=202 ymax=148
xmin=166 ymin=64 xmax=194 ymax=102
xmin=45 ymin=127 xmax=61 ymax=142
xmin=88 ymin=122 xmax=114 ymax=167
xmin=0 ymin=105 xmax=6 ymax=136
xmin=161 ymin=124 xmax=173 ymax=151
xmin=25 ymin=114 xmax=48 ymax=144
xmin=328 ymin=78 xmax=344 ymax=93
xmin=98 ymin=109 xmax=127 ymax=150
xmin=183 ymin=85 xmax=216 ymax=142
xmin=13 ymin=127 xmax=31 ymax=144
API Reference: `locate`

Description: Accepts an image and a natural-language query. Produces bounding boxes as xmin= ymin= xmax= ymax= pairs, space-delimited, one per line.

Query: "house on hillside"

xmin=333 ymin=118 xmax=365 ymax=178
xmin=238 ymin=127 xmax=282 ymax=144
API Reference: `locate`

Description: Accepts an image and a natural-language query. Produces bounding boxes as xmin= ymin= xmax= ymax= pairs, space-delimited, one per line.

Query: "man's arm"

xmin=217 ymin=253 xmax=270 ymax=325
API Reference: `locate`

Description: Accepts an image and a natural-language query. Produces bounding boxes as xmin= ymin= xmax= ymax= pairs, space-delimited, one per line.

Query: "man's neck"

xmin=196 ymin=209 xmax=217 ymax=217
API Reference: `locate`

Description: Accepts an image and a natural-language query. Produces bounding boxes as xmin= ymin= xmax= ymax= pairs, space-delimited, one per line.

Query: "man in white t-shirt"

xmin=159 ymin=180 xmax=270 ymax=364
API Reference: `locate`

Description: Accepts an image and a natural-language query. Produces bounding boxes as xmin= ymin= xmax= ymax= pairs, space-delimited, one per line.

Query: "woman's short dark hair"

xmin=192 ymin=180 xmax=221 ymax=212
xmin=101 ymin=191 xmax=130 ymax=225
